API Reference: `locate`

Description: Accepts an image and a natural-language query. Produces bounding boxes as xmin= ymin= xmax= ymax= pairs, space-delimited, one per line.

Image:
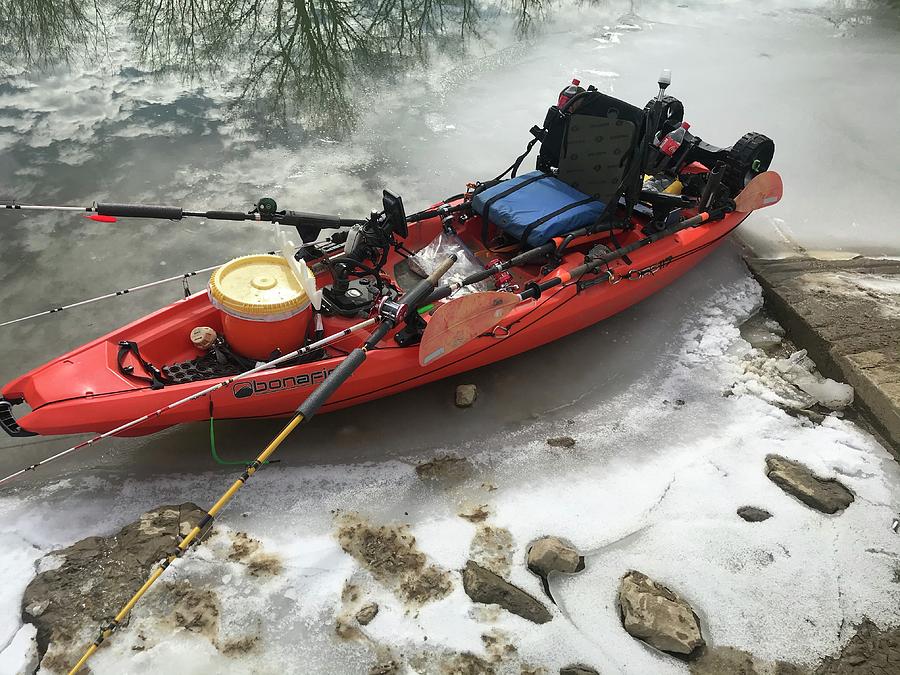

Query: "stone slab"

xmin=745 ymin=256 xmax=900 ymax=453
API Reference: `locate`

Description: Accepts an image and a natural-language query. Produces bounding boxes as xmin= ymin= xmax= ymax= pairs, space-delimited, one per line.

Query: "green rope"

xmin=209 ymin=407 xmax=277 ymax=467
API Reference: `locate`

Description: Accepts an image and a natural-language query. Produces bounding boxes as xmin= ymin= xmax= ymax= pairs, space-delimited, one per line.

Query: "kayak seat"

xmin=476 ymin=91 xmax=646 ymax=248
xmin=471 ymin=171 xmax=608 ymax=247
xmin=538 ymin=91 xmax=645 ymax=193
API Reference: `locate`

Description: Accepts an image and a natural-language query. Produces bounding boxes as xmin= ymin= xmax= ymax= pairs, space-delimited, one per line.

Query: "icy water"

xmin=1 ymin=1 xmax=900 ymax=673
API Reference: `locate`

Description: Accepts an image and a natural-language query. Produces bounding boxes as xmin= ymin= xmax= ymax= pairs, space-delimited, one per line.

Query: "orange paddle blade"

xmin=734 ymin=171 xmax=783 ymax=213
xmin=419 ymin=291 xmax=520 ymax=366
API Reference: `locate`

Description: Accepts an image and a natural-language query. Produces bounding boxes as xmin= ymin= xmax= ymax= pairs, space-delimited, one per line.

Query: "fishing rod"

xmin=66 ymin=254 xmax=458 ymax=675
xmin=0 ymin=316 xmax=380 ymax=486
xmin=2 ymin=196 xmax=365 ymax=232
xmin=2 ymin=195 xmax=467 ymax=234
xmin=0 ymin=236 xmax=348 ymax=329
xmin=0 ymin=259 xmax=268 ymax=329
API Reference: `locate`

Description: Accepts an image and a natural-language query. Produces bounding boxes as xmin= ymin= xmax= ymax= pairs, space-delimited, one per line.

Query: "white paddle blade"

xmin=419 ymin=292 xmax=519 ymax=366
xmin=276 ymin=227 xmax=323 ymax=310
xmin=734 ymin=171 xmax=783 ymax=214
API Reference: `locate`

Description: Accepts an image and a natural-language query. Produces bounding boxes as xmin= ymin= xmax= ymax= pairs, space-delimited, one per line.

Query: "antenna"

xmin=656 ymin=69 xmax=672 ymax=102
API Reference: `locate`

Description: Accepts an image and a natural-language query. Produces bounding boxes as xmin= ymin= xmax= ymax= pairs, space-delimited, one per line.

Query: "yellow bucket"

xmin=208 ymin=254 xmax=312 ymax=360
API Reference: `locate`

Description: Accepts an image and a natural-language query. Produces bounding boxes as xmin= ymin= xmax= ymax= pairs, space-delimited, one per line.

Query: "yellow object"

xmin=642 ymin=174 xmax=683 ymax=195
xmin=208 ymin=254 xmax=310 ymax=320
xmin=663 ymin=179 xmax=684 ymax=195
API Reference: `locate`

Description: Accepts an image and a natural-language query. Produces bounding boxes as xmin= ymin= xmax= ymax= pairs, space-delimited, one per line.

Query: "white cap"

xmin=658 ymin=69 xmax=672 ymax=88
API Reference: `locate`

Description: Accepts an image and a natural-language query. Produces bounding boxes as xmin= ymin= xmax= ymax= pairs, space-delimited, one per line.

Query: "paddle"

xmin=734 ymin=170 xmax=783 ymax=213
xmin=419 ymin=291 xmax=521 ymax=365
xmin=418 ymin=171 xmax=782 ymax=366
xmin=67 ymin=254 xmax=457 ymax=674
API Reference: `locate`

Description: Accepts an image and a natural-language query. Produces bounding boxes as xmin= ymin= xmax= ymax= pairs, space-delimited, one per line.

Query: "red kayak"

xmin=0 ymin=83 xmax=780 ymax=439
xmin=0 ymin=201 xmax=757 ymax=437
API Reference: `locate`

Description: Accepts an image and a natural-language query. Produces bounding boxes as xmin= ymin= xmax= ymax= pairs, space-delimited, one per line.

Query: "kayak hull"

xmin=1 ymin=210 xmax=747 ymax=437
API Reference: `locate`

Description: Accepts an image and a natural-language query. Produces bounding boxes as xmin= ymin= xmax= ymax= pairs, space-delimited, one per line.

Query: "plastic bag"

xmin=408 ymin=230 xmax=493 ymax=296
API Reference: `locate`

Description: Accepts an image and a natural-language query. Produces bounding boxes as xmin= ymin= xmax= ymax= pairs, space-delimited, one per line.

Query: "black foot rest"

xmin=163 ymin=342 xmax=328 ymax=385
xmin=0 ymin=398 xmax=37 ymax=438
xmin=163 ymin=353 xmax=244 ymax=385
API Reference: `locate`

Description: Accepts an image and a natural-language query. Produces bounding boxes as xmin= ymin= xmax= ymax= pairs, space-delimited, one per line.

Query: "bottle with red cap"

xmin=659 ymin=121 xmax=691 ymax=156
xmin=557 ymin=78 xmax=583 ymax=108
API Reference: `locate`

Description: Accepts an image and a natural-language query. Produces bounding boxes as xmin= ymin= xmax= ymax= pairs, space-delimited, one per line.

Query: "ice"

xmin=762 ymin=349 xmax=854 ymax=410
xmin=792 ymin=374 xmax=854 ymax=411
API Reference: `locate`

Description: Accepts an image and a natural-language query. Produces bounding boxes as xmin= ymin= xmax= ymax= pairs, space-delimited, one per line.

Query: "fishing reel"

xmin=254 ymin=197 xmax=279 ymax=217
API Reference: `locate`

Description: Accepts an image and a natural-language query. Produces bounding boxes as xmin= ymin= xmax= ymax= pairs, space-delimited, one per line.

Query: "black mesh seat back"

xmin=557 ymin=115 xmax=636 ymax=202
xmin=537 ymin=91 xmax=646 ymax=202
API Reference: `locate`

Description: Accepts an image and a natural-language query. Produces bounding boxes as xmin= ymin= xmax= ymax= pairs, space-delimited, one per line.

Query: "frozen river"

xmin=1 ymin=0 xmax=899 ymax=673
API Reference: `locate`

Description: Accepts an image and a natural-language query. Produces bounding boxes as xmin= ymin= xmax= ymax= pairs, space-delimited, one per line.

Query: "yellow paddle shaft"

xmin=67 ymin=412 xmax=305 ymax=674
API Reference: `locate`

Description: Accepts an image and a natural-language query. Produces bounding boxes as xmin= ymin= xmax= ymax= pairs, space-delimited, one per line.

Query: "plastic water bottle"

xmin=659 ymin=122 xmax=691 ymax=156
xmin=557 ymin=78 xmax=582 ymax=108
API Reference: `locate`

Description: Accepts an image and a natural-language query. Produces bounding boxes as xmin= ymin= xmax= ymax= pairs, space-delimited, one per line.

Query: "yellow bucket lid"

xmin=208 ymin=254 xmax=310 ymax=321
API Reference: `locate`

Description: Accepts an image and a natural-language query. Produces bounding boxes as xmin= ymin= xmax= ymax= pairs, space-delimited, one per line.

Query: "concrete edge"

xmin=744 ymin=257 xmax=900 ymax=459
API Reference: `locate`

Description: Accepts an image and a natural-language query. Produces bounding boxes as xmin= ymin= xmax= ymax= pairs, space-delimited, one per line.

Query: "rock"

xmin=455 ymin=384 xmax=477 ymax=408
xmin=547 ymin=436 xmax=576 ymax=448
xmin=689 ymin=646 xmax=758 ymax=674
xmin=560 ymin=666 xmax=599 ymax=675
xmin=737 ymin=506 xmax=773 ymax=522
xmin=190 ymin=326 xmax=218 ymax=350
xmin=617 ymin=570 xmax=704 ymax=656
xmin=765 ymin=455 xmax=854 ymax=514
xmin=356 ymin=602 xmax=379 ymax=626
xmin=22 ymin=503 xmax=208 ymax=669
xmin=815 ymin=618 xmax=900 ymax=674
xmin=462 ymin=561 xmax=552 ymax=624
xmin=527 ymin=537 xmax=583 ymax=576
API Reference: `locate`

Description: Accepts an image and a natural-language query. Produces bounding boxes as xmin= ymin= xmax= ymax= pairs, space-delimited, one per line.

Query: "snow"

xmin=0 ymin=623 xmax=37 ymax=675
xmin=0 ymin=532 xmax=43 ymax=656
